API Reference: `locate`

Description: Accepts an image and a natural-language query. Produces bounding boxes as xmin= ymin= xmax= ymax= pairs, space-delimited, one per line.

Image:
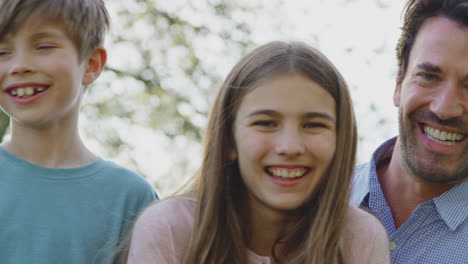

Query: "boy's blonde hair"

xmin=0 ymin=0 xmax=109 ymax=60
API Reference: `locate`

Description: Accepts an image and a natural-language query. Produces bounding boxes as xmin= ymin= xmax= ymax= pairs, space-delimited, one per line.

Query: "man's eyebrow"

xmin=416 ymin=62 xmax=442 ymax=73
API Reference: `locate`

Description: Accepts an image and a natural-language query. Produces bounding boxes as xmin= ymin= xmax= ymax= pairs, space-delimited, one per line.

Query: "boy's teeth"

xmin=17 ymin=88 xmax=25 ymax=97
xmin=25 ymin=87 xmax=34 ymax=96
xmin=268 ymin=168 xmax=306 ymax=178
xmin=10 ymin=86 xmax=47 ymax=98
xmin=424 ymin=126 xmax=464 ymax=144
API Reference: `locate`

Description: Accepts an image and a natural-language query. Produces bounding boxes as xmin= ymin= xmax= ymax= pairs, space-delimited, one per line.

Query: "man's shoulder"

xmin=350 ymin=162 xmax=372 ymax=206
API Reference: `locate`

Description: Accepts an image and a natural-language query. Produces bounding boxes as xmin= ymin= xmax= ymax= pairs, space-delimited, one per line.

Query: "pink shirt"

xmin=127 ymin=197 xmax=389 ymax=264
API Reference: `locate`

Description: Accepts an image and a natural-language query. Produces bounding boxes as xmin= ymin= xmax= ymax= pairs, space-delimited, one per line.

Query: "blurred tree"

xmin=0 ymin=110 xmax=9 ymax=142
xmin=80 ymin=0 xmax=267 ymax=193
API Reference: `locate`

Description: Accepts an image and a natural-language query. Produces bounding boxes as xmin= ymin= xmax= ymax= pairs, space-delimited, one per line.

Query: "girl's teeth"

xmin=268 ymin=168 xmax=306 ymax=178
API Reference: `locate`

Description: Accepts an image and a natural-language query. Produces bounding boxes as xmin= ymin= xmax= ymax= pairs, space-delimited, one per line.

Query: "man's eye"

xmin=418 ymin=73 xmax=438 ymax=81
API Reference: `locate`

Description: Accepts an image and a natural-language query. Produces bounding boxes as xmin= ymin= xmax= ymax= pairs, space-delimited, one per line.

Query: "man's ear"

xmin=82 ymin=47 xmax=107 ymax=86
xmin=393 ymin=82 xmax=401 ymax=107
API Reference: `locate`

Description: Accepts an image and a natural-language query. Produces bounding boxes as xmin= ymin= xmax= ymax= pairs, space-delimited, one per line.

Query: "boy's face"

xmin=0 ymin=20 xmax=105 ymax=129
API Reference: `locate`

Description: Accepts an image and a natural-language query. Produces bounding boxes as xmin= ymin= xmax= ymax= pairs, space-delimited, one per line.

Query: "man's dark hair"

xmin=396 ymin=0 xmax=468 ymax=84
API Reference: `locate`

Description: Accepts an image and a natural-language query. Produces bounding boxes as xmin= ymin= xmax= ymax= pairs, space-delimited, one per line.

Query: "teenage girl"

xmin=126 ymin=41 xmax=390 ymax=264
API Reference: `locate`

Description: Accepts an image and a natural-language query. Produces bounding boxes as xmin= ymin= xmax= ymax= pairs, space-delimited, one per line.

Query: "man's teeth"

xmin=268 ymin=168 xmax=306 ymax=178
xmin=10 ymin=87 xmax=46 ymax=98
xmin=424 ymin=126 xmax=464 ymax=145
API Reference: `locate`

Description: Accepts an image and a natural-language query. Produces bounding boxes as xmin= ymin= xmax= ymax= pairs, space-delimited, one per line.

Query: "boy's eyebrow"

xmin=247 ymin=109 xmax=335 ymax=121
xmin=30 ymin=31 xmax=66 ymax=41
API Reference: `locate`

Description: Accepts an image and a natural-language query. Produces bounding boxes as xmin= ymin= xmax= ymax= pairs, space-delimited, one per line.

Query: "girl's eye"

xmin=253 ymin=120 xmax=276 ymax=127
xmin=0 ymin=49 xmax=10 ymax=56
xmin=304 ymin=122 xmax=326 ymax=128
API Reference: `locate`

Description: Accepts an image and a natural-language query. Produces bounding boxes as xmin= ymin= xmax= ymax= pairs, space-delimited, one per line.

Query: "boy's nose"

xmin=429 ymin=82 xmax=466 ymax=120
xmin=10 ymin=53 xmax=35 ymax=75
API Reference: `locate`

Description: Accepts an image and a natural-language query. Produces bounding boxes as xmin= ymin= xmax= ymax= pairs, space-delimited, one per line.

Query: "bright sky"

xmin=247 ymin=0 xmax=406 ymax=160
xmin=84 ymin=0 xmax=407 ymax=196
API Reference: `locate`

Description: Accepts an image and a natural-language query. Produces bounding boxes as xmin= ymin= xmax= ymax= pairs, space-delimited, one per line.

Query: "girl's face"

xmin=232 ymin=74 xmax=336 ymax=216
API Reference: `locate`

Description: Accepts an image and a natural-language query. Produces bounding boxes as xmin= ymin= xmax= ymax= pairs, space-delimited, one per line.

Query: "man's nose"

xmin=429 ymin=81 xmax=465 ymax=120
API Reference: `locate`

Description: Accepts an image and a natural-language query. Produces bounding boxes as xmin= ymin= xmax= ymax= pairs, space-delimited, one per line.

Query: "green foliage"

xmin=0 ymin=109 xmax=9 ymax=143
xmin=79 ymin=0 xmax=262 ymax=187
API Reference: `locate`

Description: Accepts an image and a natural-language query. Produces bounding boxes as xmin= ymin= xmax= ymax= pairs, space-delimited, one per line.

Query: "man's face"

xmin=394 ymin=16 xmax=468 ymax=183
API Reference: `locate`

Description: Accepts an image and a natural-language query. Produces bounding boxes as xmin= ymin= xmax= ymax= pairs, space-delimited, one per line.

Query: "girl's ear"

xmin=229 ymin=148 xmax=238 ymax=160
xmin=82 ymin=47 xmax=107 ymax=86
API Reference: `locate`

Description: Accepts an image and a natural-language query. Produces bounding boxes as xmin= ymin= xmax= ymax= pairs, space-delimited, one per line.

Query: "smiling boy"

xmin=0 ymin=1 xmax=157 ymax=263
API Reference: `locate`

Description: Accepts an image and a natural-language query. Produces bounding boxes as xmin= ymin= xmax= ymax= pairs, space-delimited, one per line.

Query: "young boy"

xmin=0 ymin=1 xmax=158 ymax=263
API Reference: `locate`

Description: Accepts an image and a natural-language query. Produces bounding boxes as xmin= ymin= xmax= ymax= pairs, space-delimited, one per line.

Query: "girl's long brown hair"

xmin=181 ymin=41 xmax=357 ymax=263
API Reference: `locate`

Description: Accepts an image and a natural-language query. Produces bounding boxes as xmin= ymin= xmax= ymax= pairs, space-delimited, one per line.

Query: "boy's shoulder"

xmin=96 ymin=158 xmax=158 ymax=197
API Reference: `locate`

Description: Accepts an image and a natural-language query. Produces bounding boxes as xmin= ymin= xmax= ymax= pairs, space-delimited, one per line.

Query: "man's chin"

xmin=405 ymin=157 xmax=468 ymax=184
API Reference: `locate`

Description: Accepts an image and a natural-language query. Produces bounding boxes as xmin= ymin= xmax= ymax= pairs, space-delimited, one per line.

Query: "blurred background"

xmin=0 ymin=0 xmax=405 ymax=197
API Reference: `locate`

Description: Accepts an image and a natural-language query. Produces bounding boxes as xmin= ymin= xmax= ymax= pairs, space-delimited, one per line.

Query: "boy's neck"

xmin=2 ymin=122 xmax=97 ymax=168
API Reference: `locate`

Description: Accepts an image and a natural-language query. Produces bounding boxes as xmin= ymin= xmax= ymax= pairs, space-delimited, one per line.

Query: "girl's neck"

xmin=247 ymin=201 xmax=291 ymax=260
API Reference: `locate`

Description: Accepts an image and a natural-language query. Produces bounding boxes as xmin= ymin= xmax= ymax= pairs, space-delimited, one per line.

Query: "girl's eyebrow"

xmin=247 ymin=109 xmax=281 ymax=118
xmin=247 ymin=109 xmax=335 ymax=122
xmin=303 ymin=112 xmax=335 ymax=122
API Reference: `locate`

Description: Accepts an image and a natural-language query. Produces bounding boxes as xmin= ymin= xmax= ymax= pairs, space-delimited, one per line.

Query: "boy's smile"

xmin=5 ymin=82 xmax=49 ymax=103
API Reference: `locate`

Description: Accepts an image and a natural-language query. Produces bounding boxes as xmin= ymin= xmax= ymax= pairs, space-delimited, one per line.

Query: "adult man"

xmin=351 ymin=0 xmax=468 ymax=263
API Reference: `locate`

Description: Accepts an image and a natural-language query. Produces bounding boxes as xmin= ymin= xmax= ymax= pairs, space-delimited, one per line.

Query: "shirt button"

xmin=389 ymin=241 xmax=397 ymax=251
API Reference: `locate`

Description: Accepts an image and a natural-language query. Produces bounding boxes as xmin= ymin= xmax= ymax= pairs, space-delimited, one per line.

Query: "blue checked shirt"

xmin=351 ymin=137 xmax=468 ymax=264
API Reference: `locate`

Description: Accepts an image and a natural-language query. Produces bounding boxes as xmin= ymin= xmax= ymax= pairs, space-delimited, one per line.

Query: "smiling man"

xmin=351 ymin=0 xmax=468 ymax=263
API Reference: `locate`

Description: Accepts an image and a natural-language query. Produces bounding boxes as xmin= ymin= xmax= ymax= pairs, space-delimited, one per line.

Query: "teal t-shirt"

xmin=0 ymin=147 xmax=158 ymax=264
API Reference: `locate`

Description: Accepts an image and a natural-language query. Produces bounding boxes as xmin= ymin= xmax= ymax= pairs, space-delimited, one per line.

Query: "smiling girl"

xmin=126 ymin=41 xmax=390 ymax=264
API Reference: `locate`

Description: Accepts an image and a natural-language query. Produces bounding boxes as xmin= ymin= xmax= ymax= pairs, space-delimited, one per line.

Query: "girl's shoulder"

xmin=127 ymin=196 xmax=198 ymax=264
xmin=343 ymin=204 xmax=390 ymax=264
xmin=136 ymin=196 xmax=197 ymax=228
